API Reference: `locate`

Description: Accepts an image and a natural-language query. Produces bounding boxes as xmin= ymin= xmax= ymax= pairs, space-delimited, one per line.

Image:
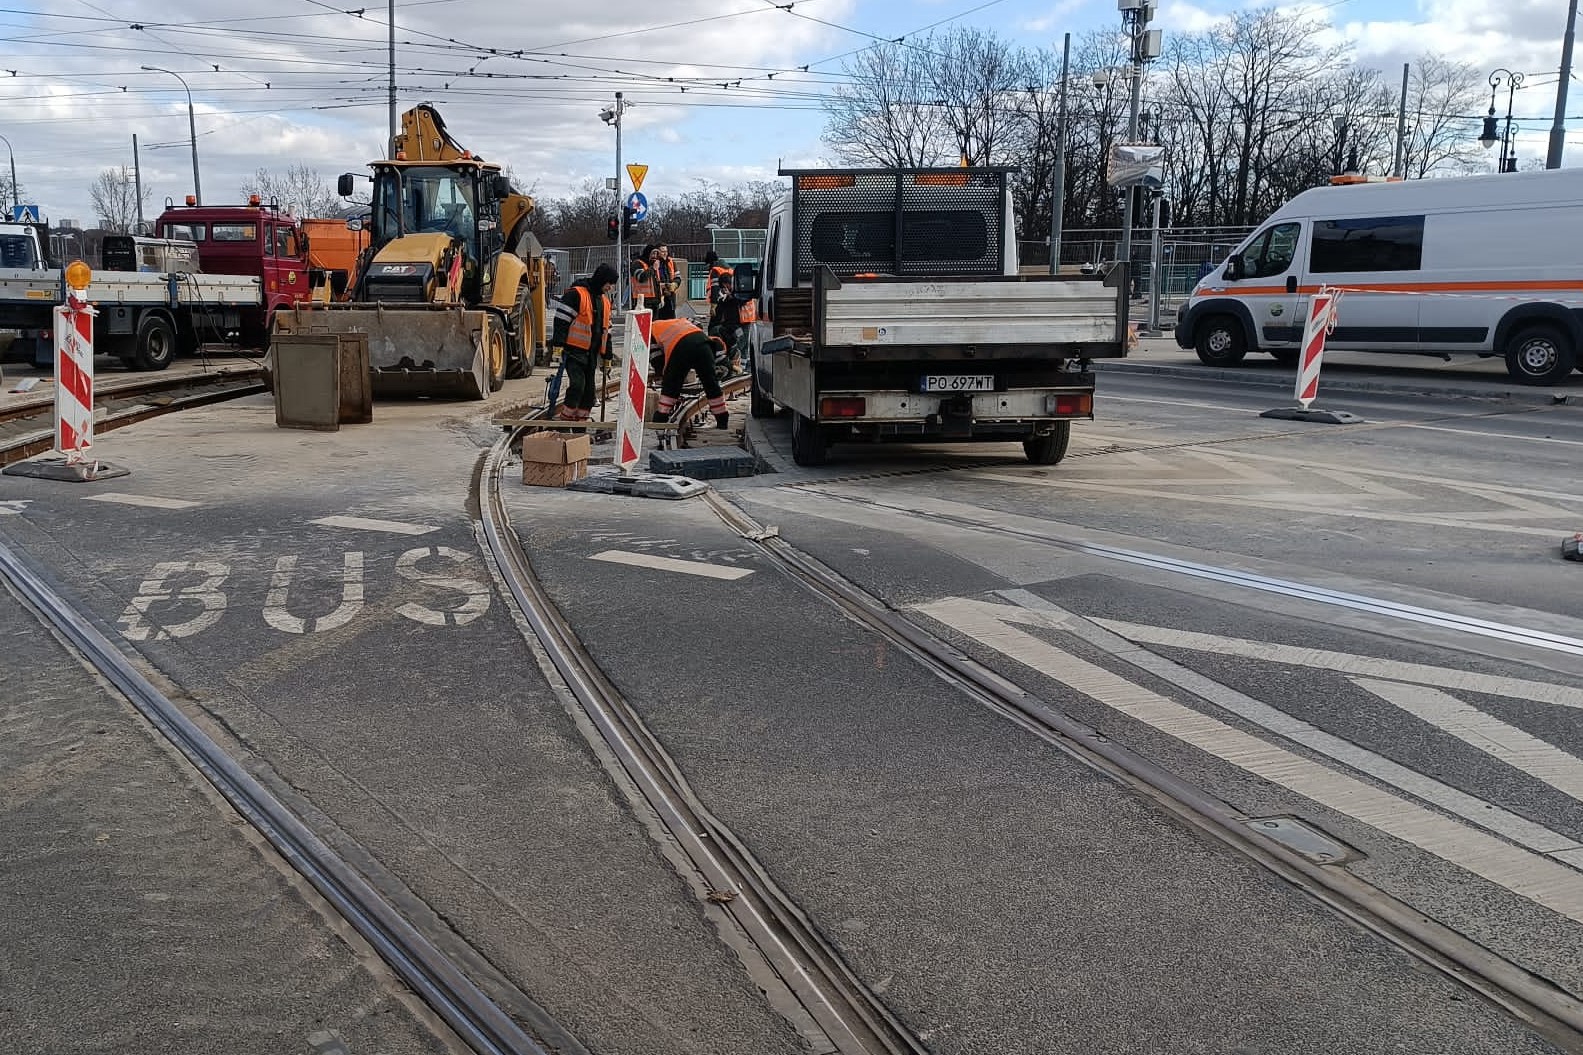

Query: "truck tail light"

xmin=820 ymin=397 xmax=866 ymax=418
xmin=1048 ymin=394 xmax=1092 ymax=416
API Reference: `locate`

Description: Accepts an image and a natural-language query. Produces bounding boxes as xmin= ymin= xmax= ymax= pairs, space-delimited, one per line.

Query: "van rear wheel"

xmin=1504 ymin=324 xmax=1576 ymax=385
xmin=1195 ymin=315 xmax=1247 ymax=366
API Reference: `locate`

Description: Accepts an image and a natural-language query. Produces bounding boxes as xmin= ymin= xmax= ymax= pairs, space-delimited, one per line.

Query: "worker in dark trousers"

xmin=650 ymin=243 xmax=680 ymax=320
xmin=549 ymin=263 xmax=617 ymax=422
xmin=629 ymin=245 xmax=658 ymax=310
xmin=703 ymin=251 xmax=732 ymax=323
xmin=651 ymin=317 xmax=729 ymax=428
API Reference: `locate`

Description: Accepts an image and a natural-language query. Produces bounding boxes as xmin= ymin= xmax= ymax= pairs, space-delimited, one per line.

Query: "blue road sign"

xmin=11 ymin=205 xmax=41 ymax=223
xmin=625 ymin=191 xmax=649 ymax=223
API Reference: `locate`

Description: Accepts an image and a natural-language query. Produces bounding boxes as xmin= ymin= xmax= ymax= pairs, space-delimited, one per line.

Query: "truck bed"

xmin=810 ymin=273 xmax=1127 ymax=361
xmin=0 ymin=268 xmax=261 ymax=307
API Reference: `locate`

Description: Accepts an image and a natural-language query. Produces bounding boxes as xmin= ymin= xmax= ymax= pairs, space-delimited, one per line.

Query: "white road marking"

xmin=82 ymin=492 xmax=199 ymax=510
xmin=1353 ymin=677 xmax=1583 ymax=804
xmin=1094 ymin=620 xmax=1583 ymax=712
xmin=395 ymin=546 xmax=492 ymax=626
xmin=0 ymin=499 xmax=32 ymax=515
xmin=590 ymin=549 xmax=753 ymax=580
xmin=915 ymin=595 xmax=1583 ymax=922
xmin=1396 ymin=422 xmax=1583 ymax=448
xmin=118 ymin=561 xmax=230 ymax=641
xmin=994 ymin=591 xmax=1581 ymax=856
xmin=1102 ymin=393 xmax=1265 ymax=413
xmin=310 ymin=515 xmax=438 ymax=536
xmin=264 ymin=552 xmax=365 ymax=634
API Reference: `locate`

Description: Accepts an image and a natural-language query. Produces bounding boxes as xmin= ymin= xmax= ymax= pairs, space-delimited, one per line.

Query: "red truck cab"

xmin=155 ymin=195 xmax=314 ymax=345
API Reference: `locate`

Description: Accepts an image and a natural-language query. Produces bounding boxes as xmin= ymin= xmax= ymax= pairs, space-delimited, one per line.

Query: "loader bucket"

xmin=273 ymin=302 xmax=493 ymax=400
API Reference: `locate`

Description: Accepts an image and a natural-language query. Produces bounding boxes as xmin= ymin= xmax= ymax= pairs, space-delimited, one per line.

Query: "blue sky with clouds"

xmin=0 ymin=0 xmax=1573 ymax=227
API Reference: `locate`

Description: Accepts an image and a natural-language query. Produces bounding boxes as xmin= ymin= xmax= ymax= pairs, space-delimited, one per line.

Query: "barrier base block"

xmin=1259 ymin=406 xmax=1366 ymax=425
xmin=567 ymin=467 xmax=710 ymax=501
xmin=3 ymin=455 xmax=131 ymax=483
xmin=1563 ymin=534 xmax=1583 ymax=562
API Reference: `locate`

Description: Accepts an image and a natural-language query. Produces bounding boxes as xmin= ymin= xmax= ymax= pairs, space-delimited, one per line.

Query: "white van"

xmin=1173 ymin=168 xmax=1583 ymax=384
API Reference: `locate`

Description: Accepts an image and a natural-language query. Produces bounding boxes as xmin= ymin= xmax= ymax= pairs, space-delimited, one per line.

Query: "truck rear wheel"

xmin=1023 ymin=421 xmax=1071 ymax=466
xmin=133 ymin=314 xmax=176 ymax=371
xmin=790 ymin=413 xmax=828 ymax=466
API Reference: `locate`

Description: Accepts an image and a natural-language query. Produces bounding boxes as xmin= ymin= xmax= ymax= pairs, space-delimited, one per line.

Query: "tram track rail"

xmin=479 ymin=413 xmax=927 ymax=1055
xmin=697 ymin=490 xmax=1583 ymax=1053
xmin=0 ymin=368 xmax=266 ymax=467
xmin=0 ymin=537 xmax=553 ymax=1055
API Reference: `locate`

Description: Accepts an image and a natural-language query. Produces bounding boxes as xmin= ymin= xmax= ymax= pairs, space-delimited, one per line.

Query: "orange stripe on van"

xmin=1196 ymin=279 xmax=1583 ymax=298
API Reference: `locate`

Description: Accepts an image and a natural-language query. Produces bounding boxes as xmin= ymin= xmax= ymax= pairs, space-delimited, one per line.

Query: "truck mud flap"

xmin=273 ymin=303 xmax=491 ymax=401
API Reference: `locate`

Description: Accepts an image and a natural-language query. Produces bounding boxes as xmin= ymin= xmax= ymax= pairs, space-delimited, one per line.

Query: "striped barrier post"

xmin=1294 ymin=287 xmax=1341 ymax=409
xmin=614 ymin=308 xmax=652 ymax=472
xmin=56 ymin=287 xmax=96 ymax=463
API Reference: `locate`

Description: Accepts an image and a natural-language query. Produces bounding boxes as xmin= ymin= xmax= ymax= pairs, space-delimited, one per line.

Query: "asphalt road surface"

xmin=1 ymin=356 xmax=1579 ymax=1054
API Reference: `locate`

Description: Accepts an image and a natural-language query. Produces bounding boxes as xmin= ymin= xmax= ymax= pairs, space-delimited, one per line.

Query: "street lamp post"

xmin=0 ymin=132 xmax=17 ymax=211
xmin=600 ymin=93 xmax=627 ymax=308
xmin=1480 ymin=69 xmax=1524 ymax=174
xmin=1116 ymin=0 xmax=1160 ymax=297
xmin=141 ymin=66 xmax=202 ymax=204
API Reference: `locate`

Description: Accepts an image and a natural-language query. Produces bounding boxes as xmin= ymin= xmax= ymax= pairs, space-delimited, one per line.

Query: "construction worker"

xmin=549 ymin=263 xmax=618 ymax=422
xmin=704 ymin=250 xmax=732 ymax=304
xmin=650 ymin=243 xmax=680 ymax=320
xmin=711 ymin=265 xmax=755 ymax=377
xmin=629 ymin=245 xmax=659 ymax=308
xmin=650 ymin=317 xmax=729 ymax=429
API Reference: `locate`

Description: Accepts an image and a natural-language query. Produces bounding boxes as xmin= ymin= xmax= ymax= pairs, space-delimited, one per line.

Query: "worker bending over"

xmin=650 ymin=318 xmax=729 ymax=429
xmin=549 ymin=263 xmax=617 ymax=422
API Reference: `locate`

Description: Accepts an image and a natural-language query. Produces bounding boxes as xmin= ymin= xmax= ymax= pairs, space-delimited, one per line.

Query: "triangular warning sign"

xmin=626 ymin=164 xmax=648 ymax=192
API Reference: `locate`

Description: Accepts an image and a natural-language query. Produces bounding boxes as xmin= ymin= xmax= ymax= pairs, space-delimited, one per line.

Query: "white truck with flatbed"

xmin=748 ymin=167 xmax=1129 ymax=466
xmin=0 ymin=266 xmax=261 ymax=371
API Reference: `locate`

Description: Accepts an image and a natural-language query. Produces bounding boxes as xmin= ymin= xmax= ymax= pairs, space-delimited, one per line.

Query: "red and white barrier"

xmin=55 ymin=290 xmax=97 ymax=463
xmin=614 ymin=308 xmax=652 ymax=472
xmin=1294 ymin=286 xmax=1342 ymax=409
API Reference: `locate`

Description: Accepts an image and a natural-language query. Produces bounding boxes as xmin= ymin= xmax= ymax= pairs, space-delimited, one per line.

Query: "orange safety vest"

xmin=566 ymin=286 xmax=611 ymax=352
xmin=651 ymin=318 xmax=703 ymax=368
xmin=630 ymin=262 xmax=658 ymax=300
xmin=707 ymin=264 xmax=732 ymax=300
xmin=737 ymin=298 xmax=758 ymax=325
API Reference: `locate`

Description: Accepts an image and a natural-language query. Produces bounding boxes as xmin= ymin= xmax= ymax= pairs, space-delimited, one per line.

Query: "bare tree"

xmin=823 ymin=41 xmax=952 ymax=166
xmin=0 ymin=172 xmax=21 ymax=211
xmin=928 ymin=28 xmax=1035 ymax=166
xmin=1399 ymin=54 xmax=1486 ymax=177
xmin=89 ymin=167 xmax=149 ymax=234
xmin=240 ymin=164 xmax=342 ymax=216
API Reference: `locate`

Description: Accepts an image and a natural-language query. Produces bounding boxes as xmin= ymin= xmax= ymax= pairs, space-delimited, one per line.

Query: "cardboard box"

xmin=521 ymin=430 xmax=592 ymax=464
xmin=522 ymin=459 xmax=590 ymax=487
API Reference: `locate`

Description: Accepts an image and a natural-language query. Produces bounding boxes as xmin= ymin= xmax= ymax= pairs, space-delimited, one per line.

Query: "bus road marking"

xmin=311 ymin=515 xmax=438 ymax=536
xmin=83 ymin=492 xmax=199 ymax=510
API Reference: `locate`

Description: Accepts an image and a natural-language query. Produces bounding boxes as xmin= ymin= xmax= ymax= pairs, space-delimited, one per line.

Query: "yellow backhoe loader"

xmin=273 ymin=104 xmax=549 ymax=399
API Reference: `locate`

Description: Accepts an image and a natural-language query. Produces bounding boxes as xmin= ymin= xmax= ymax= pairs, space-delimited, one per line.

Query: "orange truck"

xmin=302 ymin=217 xmax=370 ymax=300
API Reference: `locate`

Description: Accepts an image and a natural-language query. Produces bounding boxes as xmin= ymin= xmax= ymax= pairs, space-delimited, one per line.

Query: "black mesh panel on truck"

xmin=788 ymin=168 xmax=1008 ymax=281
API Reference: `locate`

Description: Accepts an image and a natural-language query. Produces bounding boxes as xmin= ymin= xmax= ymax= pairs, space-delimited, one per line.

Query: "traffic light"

xmin=606 ymin=216 xmax=619 ymax=240
xmin=621 ymin=204 xmax=636 ymax=239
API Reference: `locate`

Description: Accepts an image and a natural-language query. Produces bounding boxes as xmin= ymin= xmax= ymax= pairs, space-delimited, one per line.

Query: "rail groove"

xmin=479 ymin=423 xmax=925 ymax=1055
xmin=701 ymin=490 xmax=1583 ymax=1053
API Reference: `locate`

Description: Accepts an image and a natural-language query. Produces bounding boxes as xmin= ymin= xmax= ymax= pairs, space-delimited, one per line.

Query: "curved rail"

xmin=479 ymin=419 xmax=925 ymax=1055
xmin=699 ymin=491 xmax=1583 ymax=1052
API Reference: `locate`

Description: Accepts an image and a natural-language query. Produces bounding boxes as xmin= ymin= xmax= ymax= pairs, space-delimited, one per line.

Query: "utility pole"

xmin=1147 ymin=192 xmax=1164 ymax=334
xmin=601 ymin=92 xmax=627 ymax=309
xmin=1049 ymin=32 xmax=1070 ymax=276
xmin=0 ymin=132 xmax=17 ymax=211
xmin=132 ymin=134 xmax=145 ymax=233
xmin=1549 ymin=0 xmax=1579 ymax=169
xmin=388 ymin=0 xmax=397 ymax=156
xmin=1117 ymin=0 xmax=1158 ymax=303
xmin=1393 ymin=63 xmax=1409 ymax=178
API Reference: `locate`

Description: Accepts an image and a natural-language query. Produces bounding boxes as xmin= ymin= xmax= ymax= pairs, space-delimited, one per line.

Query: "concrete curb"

xmin=1094 ymin=359 xmax=1574 ymax=406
